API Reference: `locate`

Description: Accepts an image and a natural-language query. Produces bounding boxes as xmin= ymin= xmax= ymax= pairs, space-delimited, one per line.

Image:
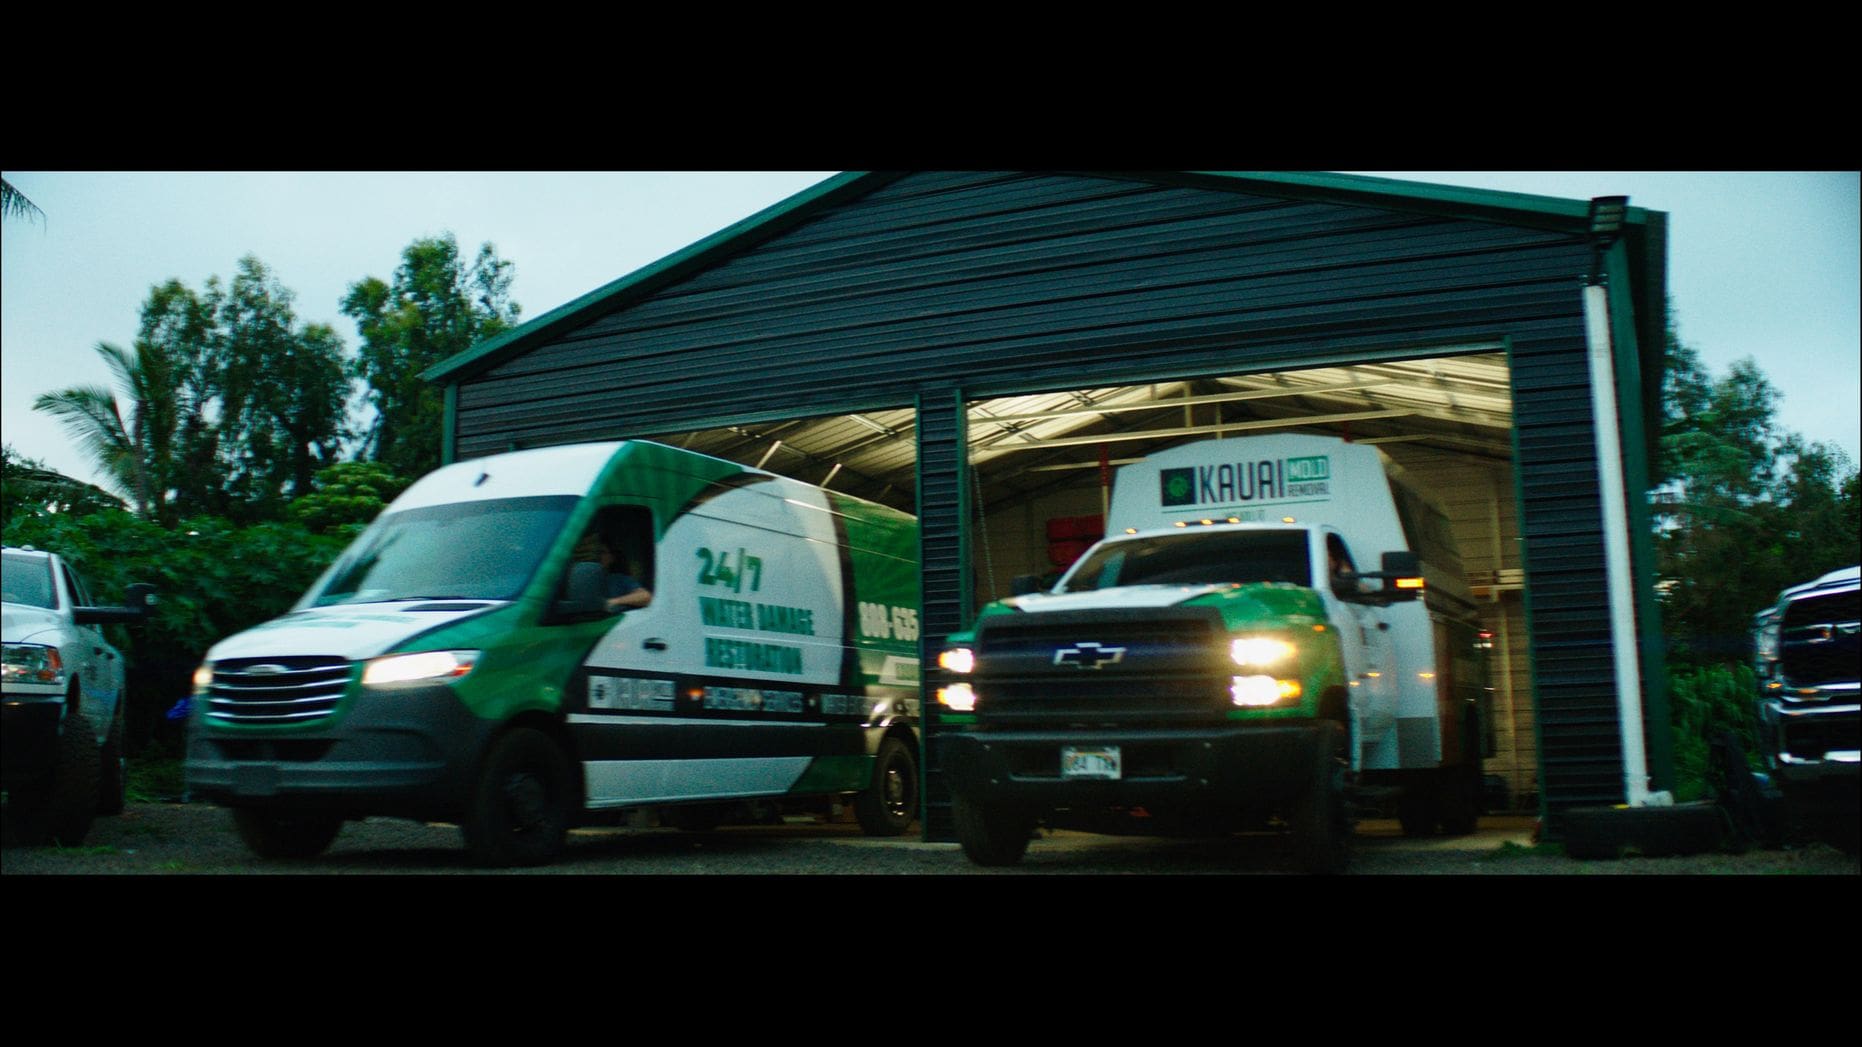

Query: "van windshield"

xmin=1058 ymin=530 xmax=1311 ymax=592
xmin=308 ymin=496 xmax=579 ymax=606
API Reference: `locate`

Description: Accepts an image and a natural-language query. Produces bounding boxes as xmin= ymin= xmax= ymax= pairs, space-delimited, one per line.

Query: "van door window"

xmin=573 ymin=506 xmax=656 ymax=613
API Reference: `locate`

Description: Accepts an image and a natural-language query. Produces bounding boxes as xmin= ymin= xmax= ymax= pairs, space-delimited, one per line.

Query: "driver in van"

xmin=574 ymin=531 xmax=652 ymax=613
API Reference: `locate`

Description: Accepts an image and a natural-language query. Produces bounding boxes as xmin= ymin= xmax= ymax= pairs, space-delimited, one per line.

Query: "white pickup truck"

xmin=938 ymin=434 xmax=1490 ymax=870
xmin=2 ymin=545 xmax=154 ymax=844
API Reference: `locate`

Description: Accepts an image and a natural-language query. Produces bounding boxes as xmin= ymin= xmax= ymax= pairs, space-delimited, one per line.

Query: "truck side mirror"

xmin=74 ymin=582 xmax=160 ymax=625
xmin=1011 ymin=574 xmax=1046 ymax=596
xmin=550 ymin=562 xmax=609 ymax=622
xmin=1380 ymin=551 xmax=1424 ymax=602
xmin=124 ymin=583 xmax=158 ymax=615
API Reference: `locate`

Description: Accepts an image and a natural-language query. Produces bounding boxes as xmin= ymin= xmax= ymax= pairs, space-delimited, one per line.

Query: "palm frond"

xmin=1 ymin=177 xmax=46 ymax=225
xmin=32 ymin=385 xmax=137 ymax=501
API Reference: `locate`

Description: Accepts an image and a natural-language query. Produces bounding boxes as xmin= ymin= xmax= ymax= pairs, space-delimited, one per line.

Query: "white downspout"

xmin=1581 ymin=283 xmax=1669 ymax=807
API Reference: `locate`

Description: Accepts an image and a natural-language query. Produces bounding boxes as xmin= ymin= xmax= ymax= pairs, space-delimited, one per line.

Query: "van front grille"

xmin=205 ymin=657 xmax=352 ymax=724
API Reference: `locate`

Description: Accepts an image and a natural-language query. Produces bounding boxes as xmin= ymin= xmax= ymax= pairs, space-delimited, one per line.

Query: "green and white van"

xmin=185 ymin=441 xmax=921 ymax=865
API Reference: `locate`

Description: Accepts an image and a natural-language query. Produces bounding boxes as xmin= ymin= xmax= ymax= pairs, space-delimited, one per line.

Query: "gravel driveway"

xmin=4 ymin=803 xmax=1855 ymax=875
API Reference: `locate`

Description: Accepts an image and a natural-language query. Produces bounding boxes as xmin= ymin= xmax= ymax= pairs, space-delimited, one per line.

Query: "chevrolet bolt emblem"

xmin=1054 ymin=642 xmax=1126 ymax=670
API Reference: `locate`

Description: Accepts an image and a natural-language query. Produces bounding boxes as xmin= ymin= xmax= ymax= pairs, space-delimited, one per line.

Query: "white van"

xmin=185 ymin=441 xmax=921 ymax=865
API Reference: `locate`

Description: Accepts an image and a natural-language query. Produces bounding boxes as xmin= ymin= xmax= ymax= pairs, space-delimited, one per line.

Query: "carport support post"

xmin=1582 ymin=281 xmax=1664 ymax=808
xmin=916 ymin=386 xmax=969 ymax=840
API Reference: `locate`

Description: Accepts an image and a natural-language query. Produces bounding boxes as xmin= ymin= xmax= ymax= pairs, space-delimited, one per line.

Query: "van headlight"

xmin=362 ymin=650 xmax=480 ymax=688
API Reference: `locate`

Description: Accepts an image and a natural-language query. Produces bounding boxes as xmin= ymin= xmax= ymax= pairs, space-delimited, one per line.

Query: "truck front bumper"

xmin=942 ymin=721 xmax=1332 ymax=811
xmin=1 ymin=697 xmax=65 ymax=786
xmin=184 ymin=684 xmax=496 ymax=822
xmin=1759 ymin=692 xmax=1860 ymax=788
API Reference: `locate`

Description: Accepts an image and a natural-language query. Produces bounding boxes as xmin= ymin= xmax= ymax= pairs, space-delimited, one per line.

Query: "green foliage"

xmin=1667 ymin=662 xmax=1759 ymax=803
xmin=1 ymin=444 xmax=126 ymax=528
xmin=2 ymin=176 xmax=44 ymax=225
xmin=287 ymin=461 xmax=411 ymax=534
xmin=1 ymin=507 xmax=350 ymax=694
xmin=344 ymin=234 xmax=520 ymax=480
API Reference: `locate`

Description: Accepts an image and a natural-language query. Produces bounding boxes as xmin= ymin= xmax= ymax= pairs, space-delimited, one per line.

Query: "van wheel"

xmin=98 ymin=702 xmax=127 ymax=815
xmin=952 ymin=794 xmax=1033 ymax=866
xmin=12 ymin=709 xmax=100 ymax=846
xmin=855 ymin=737 xmax=918 ymax=837
xmin=233 ymin=808 xmax=344 ymax=859
xmin=463 ymin=728 xmax=571 ymax=867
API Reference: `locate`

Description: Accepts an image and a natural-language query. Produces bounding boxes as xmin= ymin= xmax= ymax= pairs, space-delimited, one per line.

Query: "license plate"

xmin=1062 ymin=745 xmax=1121 ymax=780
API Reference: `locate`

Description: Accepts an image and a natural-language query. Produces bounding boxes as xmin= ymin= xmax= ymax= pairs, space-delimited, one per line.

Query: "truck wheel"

xmin=952 ymin=794 xmax=1033 ymax=867
xmin=232 ymin=808 xmax=344 ymax=859
xmin=98 ymin=701 xmax=127 ymax=816
xmin=11 ymin=710 xmax=101 ymax=846
xmin=1293 ymin=727 xmax=1351 ymax=875
xmin=463 ymin=728 xmax=572 ymax=867
xmin=855 ymin=737 xmax=918 ymax=837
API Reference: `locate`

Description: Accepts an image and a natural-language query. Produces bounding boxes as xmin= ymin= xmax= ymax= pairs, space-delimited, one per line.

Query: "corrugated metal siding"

xmin=916 ymin=388 xmax=965 ymax=840
xmin=447 ymin=170 xmax=1639 ymax=817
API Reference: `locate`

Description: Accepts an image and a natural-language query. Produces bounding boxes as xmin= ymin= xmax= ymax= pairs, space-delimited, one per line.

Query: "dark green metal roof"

xmin=423 ymin=171 xmax=1669 ymax=424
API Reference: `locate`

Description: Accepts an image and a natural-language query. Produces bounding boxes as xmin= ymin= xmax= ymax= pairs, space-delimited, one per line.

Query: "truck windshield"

xmin=1058 ymin=530 xmax=1311 ymax=592
xmin=307 ymin=495 xmax=579 ymax=606
xmin=1 ymin=552 xmax=57 ymax=609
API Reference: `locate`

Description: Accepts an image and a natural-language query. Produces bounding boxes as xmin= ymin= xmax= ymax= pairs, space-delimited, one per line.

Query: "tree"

xmin=33 ymin=258 xmax=352 ymax=524
xmin=344 ymin=235 xmax=520 ymax=479
xmin=1653 ymin=332 xmax=1860 ymax=664
xmin=32 ymin=340 xmax=176 ymax=521
xmin=210 ymin=257 xmax=351 ymax=520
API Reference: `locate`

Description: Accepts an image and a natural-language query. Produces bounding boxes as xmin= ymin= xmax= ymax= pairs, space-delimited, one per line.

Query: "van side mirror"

xmin=550 ymin=562 xmax=609 ymax=622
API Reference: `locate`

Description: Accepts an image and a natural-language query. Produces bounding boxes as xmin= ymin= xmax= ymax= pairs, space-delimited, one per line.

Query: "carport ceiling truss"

xmin=649 ymin=350 xmax=1513 ymax=514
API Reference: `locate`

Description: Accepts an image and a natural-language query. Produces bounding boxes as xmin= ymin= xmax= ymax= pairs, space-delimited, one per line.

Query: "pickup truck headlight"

xmin=1230 ymin=636 xmax=1296 ymax=669
xmin=937 ymin=682 xmax=978 ymax=712
xmin=1755 ymin=621 xmax=1781 ymax=662
xmin=2 ymin=643 xmax=65 ymax=685
xmin=1231 ymin=675 xmax=1302 ymax=707
xmin=362 ymin=650 xmax=480 ymax=688
xmin=938 ymin=647 xmax=975 ymax=674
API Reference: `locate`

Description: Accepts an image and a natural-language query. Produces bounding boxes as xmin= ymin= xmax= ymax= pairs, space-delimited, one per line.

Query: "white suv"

xmin=2 ymin=546 xmax=153 ymax=844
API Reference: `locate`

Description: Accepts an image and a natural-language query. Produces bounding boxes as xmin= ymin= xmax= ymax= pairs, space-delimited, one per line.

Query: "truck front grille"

xmin=205 ymin=657 xmax=352 ymax=724
xmin=1779 ymin=589 xmax=1860 ymax=688
xmin=973 ymin=608 xmax=1230 ymax=725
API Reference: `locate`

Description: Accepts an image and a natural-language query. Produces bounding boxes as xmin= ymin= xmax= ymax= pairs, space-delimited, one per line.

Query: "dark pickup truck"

xmin=1752 ymin=565 xmax=1859 ymax=848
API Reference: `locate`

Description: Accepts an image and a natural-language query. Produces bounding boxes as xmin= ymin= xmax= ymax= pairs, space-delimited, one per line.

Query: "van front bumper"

xmin=184 ymin=684 xmax=496 ymax=822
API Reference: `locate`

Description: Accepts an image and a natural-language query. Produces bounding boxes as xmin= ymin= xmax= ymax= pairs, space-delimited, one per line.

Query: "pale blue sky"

xmin=3 ymin=171 xmax=1856 ymax=494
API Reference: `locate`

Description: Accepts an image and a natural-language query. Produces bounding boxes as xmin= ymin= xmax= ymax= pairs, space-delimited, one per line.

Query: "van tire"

xmin=12 ymin=709 xmax=100 ymax=846
xmin=463 ymin=728 xmax=571 ymax=867
xmin=855 ymin=737 xmax=918 ymax=837
xmin=233 ymin=808 xmax=344 ymax=859
xmin=952 ymin=794 xmax=1033 ymax=866
xmin=98 ymin=702 xmax=127 ymax=816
